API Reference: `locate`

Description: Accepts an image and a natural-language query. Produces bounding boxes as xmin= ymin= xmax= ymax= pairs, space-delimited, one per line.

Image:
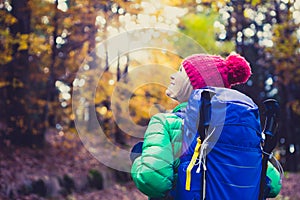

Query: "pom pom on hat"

xmin=225 ymin=54 xmax=252 ymax=86
xmin=182 ymin=53 xmax=252 ymax=89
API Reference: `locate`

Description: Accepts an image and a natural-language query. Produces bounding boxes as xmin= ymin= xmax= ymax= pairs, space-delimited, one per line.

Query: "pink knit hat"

xmin=182 ymin=53 xmax=252 ymax=89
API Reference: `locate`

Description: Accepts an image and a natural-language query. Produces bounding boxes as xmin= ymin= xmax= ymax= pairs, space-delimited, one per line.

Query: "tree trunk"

xmin=5 ymin=0 xmax=45 ymax=147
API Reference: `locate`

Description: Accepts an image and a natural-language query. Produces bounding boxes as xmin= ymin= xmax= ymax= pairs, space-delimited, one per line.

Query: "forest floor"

xmin=0 ymin=129 xmax=299 ymax=200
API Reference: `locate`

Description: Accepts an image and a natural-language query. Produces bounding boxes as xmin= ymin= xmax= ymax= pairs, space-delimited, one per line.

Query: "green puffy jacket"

xmin=131 ymin=103 xmax=186 ymax=198
xmin=131 ymin=103 xmax=282 ymax=198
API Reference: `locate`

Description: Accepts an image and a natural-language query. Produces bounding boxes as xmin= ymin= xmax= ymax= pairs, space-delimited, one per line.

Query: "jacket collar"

xmin=172 ymin=102 xmax=188 ymax=113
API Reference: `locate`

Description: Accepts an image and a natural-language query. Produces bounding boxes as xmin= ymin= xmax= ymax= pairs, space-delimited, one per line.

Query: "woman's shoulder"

xmin=147 ymin=112 xmax=182 ymax=135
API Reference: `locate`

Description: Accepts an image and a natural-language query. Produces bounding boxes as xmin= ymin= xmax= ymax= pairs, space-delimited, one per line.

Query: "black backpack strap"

xmin=197 ymin=90 xmax=215 ymax=200
xmin=198 ymin=91 xmax=214 ymax=141
xmin=258 ymin=99 xmax=280 ymax=200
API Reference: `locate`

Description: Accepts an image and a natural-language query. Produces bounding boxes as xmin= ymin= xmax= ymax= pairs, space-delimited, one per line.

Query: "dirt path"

xmin=74 ymin=182 xmax=147 ymax=200
xmin=72 ymin=173 xmax=300 ymax=200
xmin=0 ymin=129 xmax=299 ymax=200
xmin=274 ymin=172 xmax=300 ymax=200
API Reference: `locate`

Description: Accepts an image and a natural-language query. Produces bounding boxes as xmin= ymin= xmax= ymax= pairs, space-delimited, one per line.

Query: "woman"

xmin=130 ymin=53 xmax=281 ymax=199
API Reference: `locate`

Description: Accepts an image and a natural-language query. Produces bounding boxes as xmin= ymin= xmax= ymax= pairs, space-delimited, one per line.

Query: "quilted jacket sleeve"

xmin=131 ymin=113 xmax=176 ymax=198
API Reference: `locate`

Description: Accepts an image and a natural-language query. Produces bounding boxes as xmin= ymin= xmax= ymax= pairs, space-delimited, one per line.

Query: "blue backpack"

xmin=174 ymin=87 xmax=262 ymax=200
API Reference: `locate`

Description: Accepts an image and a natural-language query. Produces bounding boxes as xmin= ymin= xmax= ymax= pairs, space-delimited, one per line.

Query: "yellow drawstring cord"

xmin=185 ymin=137 xmax=202 ymax=191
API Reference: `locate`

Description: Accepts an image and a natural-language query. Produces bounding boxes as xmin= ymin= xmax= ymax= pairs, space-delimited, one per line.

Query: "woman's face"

xmin=166 ymin=66 xmax=185 ymax=98
xmin=166 ymin=65 xmax=193 ymax=102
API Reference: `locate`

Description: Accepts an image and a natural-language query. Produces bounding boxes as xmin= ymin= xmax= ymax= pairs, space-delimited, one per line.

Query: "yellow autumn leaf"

xmin=0 ymin=55 xmax=13 ymax=65
xmin=29 ymin=34 xmax=51 ymax=54
xmin=161 ymin=0 xmax=188 ymax=6
xmin=0 ymin=11 xmax=17 ymax=25
xmin=12 ymin=78 xmax=24 ymax=88
xmin=17 ymin=34 xmax=29 ymax=51
xmin=63 ymin=17 xmax=73 ymax=28
xmin=250 ymin=0 xmax=262 ymax=6
xmin=0 ymin=81 xmax=10 ymax=88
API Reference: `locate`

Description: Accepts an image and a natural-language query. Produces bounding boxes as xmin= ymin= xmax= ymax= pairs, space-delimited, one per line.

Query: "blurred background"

xmin=1 ymin=0 xmax=300 ymax=199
